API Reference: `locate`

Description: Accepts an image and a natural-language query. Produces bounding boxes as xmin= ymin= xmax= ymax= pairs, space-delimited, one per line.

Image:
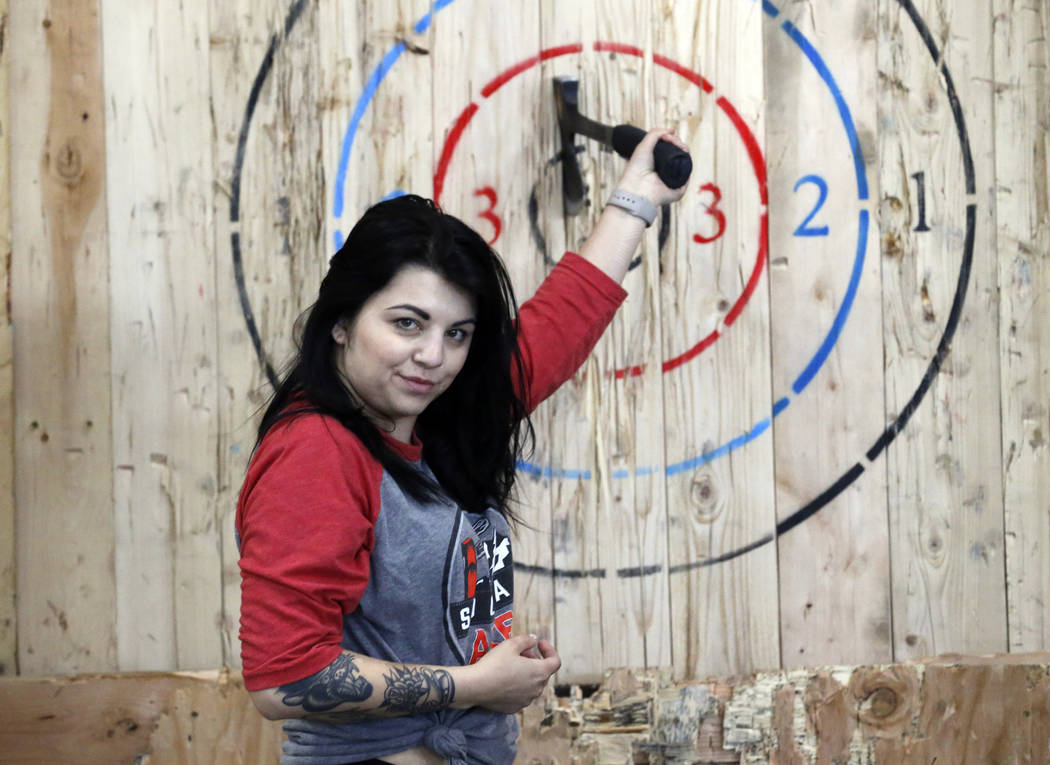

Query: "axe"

xmin=553 ymin=75 xmax=693 ymax=216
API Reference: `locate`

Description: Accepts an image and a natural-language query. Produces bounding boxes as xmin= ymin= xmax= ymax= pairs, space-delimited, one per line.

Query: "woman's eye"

xmin=448 ymin=328 xmax=471 ymax=342
xmin=394 ymin=318 xmax=419 ymax=331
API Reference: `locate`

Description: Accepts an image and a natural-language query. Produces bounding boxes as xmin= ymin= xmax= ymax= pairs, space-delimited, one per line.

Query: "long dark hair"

xmin=255 ymin=194 xmax=532 ymax=518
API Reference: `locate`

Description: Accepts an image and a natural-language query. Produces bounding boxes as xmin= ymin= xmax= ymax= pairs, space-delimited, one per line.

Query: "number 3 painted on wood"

xmin=474 ymin=186 xmax=502 ymax=245
xmin=693 ymin=182 xmax=727 ymax=245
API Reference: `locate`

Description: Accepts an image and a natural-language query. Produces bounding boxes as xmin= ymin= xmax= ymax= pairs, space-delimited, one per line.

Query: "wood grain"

xmin=878 ymin=0 xmax=1007 ymax=660
xmin=0 ymin=670 xmax=283 ymax=765
xmin=538 ymin=0 xmax=606 ymax=683
xmin=103 ymin=0 xmax=222 ymax=672
xmin=661 ymin=0 xmax=780 ymax=679
xmin=589 ymin=0 xmax=673 ymax=674
xmin=0 ymin=0 xmax=15 ymax=676
xmin=0 ymin=0 xmax=1045 ymax=691
xmin=10 ymin=0 xmax=116 ymax=674
xmin=995 ymin=0 xmax=1050 ymax=653
xmin=767 ymin=0 xmax=891 ymax=667
xmin=210 ymin=0 xmax=327 ymax=667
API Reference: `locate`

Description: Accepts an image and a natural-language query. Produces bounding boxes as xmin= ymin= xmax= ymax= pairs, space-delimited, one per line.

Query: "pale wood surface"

xmin=538 ymin=0 xmax=606 ymax=683
xmin=590 ymin=0 xmax=674 ymax=675
xmin=210 ymin=0 xmax=329 ymax=667
xmin=0 ymin=0 xmax=16 ymax=676
xmin=995 ymin=0 xmax=1050 ymax=652
xmin=1 ymin=0 xmax=1046 ymax=691
xmin=661 ymin=0 xmax=780 ymax=679
xmin=878 ymin=0 xmax=1007 ymax=660
xmin=102 ymin=0 xmax=222 ymax=672
xmin=11 ymin=0 xmax=116 ymax=674
xmin=767 ymin=1 xmax=892 ymax=666
xmin=209 ymin=0 xmax=282 ymax=669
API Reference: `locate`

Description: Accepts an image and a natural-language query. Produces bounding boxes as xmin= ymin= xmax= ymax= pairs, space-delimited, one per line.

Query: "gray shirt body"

xmin=281 ymin=462 xmax=517 ymax=765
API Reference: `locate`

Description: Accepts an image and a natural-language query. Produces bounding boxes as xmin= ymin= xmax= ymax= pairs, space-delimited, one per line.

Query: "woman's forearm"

xmin=249 ymin=649 xmax=471 ymax=722
xmin=248 ymin=633 xmax=560 ymax=721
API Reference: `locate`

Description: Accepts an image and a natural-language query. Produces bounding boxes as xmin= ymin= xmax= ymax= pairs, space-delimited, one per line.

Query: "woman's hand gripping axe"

xmin=553 ymin=75 xmax=693 ymax=216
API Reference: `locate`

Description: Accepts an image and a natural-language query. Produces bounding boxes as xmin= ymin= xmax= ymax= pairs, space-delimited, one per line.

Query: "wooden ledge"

xmin=3 ymin=654 xmax=1049 ymax=764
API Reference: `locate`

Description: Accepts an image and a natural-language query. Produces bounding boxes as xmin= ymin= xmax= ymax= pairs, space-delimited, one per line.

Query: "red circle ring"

xmin=433 ymin=42 xmax=768 ymax=379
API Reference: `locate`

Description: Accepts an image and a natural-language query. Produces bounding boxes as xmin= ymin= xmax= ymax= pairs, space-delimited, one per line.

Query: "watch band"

xmin=606 ymin=189 xmax=657 ymax=227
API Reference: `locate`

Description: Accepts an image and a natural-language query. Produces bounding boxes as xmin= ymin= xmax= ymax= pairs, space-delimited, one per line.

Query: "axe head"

xmin=553 ymin=76 xmax=586 ymax=216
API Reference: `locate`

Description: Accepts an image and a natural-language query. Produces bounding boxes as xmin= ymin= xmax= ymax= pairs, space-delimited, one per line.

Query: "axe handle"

xmin=611 ymin=124 xmax=693 ymax=190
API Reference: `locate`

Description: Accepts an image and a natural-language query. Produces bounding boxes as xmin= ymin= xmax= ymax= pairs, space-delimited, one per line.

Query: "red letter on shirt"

xmin=494 ymin=610 xmax=513 ymax=641
xmin=469 ymin=629 xmax=490 ymax=664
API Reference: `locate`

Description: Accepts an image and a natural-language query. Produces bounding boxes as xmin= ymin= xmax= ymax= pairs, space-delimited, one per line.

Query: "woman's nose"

xmin=413 ymin=333 xmax=445 ymax=367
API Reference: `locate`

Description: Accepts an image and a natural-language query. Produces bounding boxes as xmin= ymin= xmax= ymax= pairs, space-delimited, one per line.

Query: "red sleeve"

xmin=515 ymin=252 xmax=628 ymax=411
xmin=235 ymin=414 xmax=382 ymax=691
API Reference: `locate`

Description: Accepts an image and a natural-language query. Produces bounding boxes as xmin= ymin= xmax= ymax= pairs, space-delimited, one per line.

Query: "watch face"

xmin=230 ymin=0 xmax=987 ymax=678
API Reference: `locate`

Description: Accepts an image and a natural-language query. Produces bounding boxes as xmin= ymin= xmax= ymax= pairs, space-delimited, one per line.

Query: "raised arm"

xmin=511 ymin=129 xmax=691 ymax=409
xmin=248 ymin=634 xmax=560 ymax=721
xmin=577 ymin=128 xmax=691 ymax=283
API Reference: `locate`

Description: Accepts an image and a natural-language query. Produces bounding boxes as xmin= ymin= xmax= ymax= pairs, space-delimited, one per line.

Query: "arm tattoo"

xmin=278 ymin=652 xmax=374 ymax=713
xmin=380 ymin=665 xmax=456 ymax=715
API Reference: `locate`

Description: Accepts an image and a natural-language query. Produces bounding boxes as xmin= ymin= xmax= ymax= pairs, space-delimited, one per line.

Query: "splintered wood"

xmin=517 ymin=655 xmax=1050 ymax=764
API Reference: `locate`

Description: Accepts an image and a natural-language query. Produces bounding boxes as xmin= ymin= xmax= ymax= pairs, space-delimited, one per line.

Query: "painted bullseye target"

xmin=229 ymin=0 xmax=974 ymax=575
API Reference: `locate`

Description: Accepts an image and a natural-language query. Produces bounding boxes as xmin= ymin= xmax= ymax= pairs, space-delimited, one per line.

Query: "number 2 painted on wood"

xmin=793 ymin=175 xmax=830 ymax=237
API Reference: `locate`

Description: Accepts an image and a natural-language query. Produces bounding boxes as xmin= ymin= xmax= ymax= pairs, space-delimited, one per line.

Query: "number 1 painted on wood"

xmin=911 ymin=171 xmax=931 ymax=232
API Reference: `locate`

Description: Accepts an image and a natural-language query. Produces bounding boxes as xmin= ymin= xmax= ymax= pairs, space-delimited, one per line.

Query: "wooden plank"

xmin=0 ymin=0 xmax=16 ymax=676
xmin=534 ymin=0 xmax=605 ymax=683
xmin=588 ymin=0 xmax=673 ymax=675
xmin=0 ymin=670 xmax=283 ymax=765
xmin=877 ymin=0 xmax=1006 ymax=659
xmin=210 ymin=0 xmax=327 ymax=666
xmin=10 ymin=0 xmax=116 ymax=674
xmin=660 ymin=0 xmax=779 ymax=678
xmin=426 ymin=2 xmax=557 ymax=645
xmin=765 ymin=2 xmax=891 ymax=665
xmin=102 ymin=0 xmax=222 ymax=671
xmin=327 ymin=0 xmax=434 ymax=225
xmin=995 ymin=0 xmax=1050 ymax=652
xmin=4 ymin=656 xmax=1049 ymax=764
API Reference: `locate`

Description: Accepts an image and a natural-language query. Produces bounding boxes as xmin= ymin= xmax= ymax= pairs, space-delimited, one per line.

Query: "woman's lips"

xmin=399 ymin=374 xmax=436 ymax=394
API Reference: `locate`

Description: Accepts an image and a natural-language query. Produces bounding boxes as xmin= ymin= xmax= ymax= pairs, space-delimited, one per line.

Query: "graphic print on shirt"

xmin=444 ymin=511 xmax=513 ymax=664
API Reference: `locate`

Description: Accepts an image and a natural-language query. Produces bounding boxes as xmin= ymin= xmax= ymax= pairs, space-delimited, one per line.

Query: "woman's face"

xmin=332 ymin=265 xmax=476 ymax=442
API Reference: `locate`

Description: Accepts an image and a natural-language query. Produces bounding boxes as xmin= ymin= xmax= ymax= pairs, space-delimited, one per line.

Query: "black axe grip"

xmin=611 ymin=124 xmax=693 ymax=190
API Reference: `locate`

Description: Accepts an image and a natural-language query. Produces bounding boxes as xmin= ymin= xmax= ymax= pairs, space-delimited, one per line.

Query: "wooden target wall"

xmin=1 ymin=0 xmax=1046 ymax=687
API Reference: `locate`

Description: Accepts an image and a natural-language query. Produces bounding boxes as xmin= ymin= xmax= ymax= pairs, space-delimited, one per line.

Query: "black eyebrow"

xmin=386 ymin=304 xmax=476 ymax=326
xmin=387 ymin=304 xmax=430 ymax=320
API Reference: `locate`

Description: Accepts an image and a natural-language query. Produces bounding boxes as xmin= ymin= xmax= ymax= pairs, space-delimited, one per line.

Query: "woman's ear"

xmin=331 ymin=320 xmax=349 ymax=345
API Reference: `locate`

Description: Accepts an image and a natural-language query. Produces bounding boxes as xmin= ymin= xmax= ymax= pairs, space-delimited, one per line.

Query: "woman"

xmin=237 ymin=128 xmax=689 ymax=764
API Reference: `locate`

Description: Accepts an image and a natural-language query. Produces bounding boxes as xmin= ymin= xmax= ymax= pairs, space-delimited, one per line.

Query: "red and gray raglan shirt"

xmin=236 ymin=253 xmax=627 ymax=764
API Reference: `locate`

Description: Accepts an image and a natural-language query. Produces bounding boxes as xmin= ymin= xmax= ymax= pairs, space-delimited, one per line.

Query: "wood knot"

xmin=689 ymin=474 xmax=721 ymax=522
xmin=849 ymin=666 xmax=918 ymax=734
xmin=865 ymin=686 xmax=898 ymax=718
xmin=55 ymin=141 xmax=84 ymax=185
